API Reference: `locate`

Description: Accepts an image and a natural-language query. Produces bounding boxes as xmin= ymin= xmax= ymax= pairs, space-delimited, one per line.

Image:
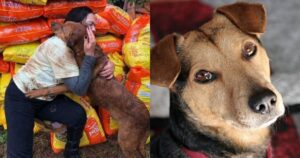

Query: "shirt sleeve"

xmin=46 ymin=43 xmax=79 ymax=79
xmin=63 ymin=56 xmax=97 ymax=96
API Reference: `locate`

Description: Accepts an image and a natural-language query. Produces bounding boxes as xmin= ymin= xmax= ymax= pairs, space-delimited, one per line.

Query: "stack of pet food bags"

xmin=124 ymin=13 xmax=150 ymax=144
xmin=0 ymin=0 xmax=108 ymax=153
xmin=95 ymin=5 xmax=150 ymax=142
xmin=0 ymin=0 xmax=150 ymax=152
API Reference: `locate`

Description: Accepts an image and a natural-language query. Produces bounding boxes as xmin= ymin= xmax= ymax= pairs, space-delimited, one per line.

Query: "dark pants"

xmin=4 ymin=80 xmax=87 ymax=158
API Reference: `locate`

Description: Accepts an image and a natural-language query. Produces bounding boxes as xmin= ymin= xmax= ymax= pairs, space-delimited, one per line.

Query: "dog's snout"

xmin=248 ymin=89 xmax=277 ymax=114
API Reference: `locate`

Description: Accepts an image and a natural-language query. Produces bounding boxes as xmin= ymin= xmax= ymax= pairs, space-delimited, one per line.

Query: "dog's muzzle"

xmin=248 ymin=88 xmax=277 ymax=114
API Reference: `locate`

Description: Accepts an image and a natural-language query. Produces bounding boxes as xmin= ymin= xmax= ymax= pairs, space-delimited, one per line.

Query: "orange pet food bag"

xmin=0 ymin=0 xmax=44 ymax=22
xmin=0 ymin=54 xmax=10 ymax=73
xmin=96 ymin=35 xmax=123 ymax=54
xmin=44 ymin=0 xmax=106 ymax=19
xmin=0 ymin=18 xmax=52 ymax=46
xmin=98 ymin=107 xmax=118 ymax=136
xmin=95 ymin=14 xmax=110 ymax=35
xmin=125 ymin=67 xmax=150 ymax=104
xmin=98 ymin=5 xmax=132 ymax=35
xmin=124 ymin=14 xmax=150 ymax=43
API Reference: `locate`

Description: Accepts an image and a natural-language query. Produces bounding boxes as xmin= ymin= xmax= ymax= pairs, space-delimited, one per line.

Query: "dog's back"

xmin=86 ymin=45 xmax=150 ymax=158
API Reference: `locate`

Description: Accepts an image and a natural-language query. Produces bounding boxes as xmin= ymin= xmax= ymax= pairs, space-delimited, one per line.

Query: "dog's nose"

xmin=248 ymin=89 xmax=277 ymax=114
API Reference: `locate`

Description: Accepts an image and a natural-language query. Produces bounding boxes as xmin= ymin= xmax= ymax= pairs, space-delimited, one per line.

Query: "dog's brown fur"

xmin=151 ymin=2 xmax=284 ymax=158
xmin=34 ymin=22 xmax=150 ymax=158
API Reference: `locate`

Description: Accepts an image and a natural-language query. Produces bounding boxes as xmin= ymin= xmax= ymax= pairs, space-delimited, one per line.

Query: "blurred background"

xmin=150 ymin=0 xmax=300 ymax=157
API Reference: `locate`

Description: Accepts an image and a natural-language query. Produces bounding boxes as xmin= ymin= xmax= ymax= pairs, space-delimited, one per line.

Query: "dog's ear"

xmin=51 ymin=22 xmax=63 ymax=34
xmin=151 ymin=33 xmax=184 ymax=88
xmin=217 ymin=2 xmax=266 ymax=35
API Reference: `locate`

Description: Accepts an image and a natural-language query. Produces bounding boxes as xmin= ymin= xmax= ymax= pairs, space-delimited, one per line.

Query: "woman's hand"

xmin=84 ymin=26 xmax=96 ymax=56
xmin=25 ymin=85 xmax=69 ymax=99
xmin=25 ymin=89 xmax=49 ymax=99
xmin=99 ymin=61 xmax=114 ymax=79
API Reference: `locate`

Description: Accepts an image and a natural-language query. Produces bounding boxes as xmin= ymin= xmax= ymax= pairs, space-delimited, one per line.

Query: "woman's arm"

xmin=25 ymin=56 xmax=114 ymax=98
xmin=62 ymin=55 xmax=96 ymax=95
xmin=25 ymin=84 xmax=69 ymax=99
xmin=26 ymin=55 xmax=96 ymax=98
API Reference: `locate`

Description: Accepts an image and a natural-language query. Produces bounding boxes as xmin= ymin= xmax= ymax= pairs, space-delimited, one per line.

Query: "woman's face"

xmin=82 ymin=13 xmax=96 ymax=34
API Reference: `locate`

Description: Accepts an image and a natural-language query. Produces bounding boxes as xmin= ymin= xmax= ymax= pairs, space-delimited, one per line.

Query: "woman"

xmin=4 ymin=7 xmax=114 ymax=158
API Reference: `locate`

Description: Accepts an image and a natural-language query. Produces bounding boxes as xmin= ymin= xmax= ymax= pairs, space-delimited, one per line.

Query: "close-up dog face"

xmin=51 ymin=21 xmax=86 ymax=48
xmin=182 ymin=13 xmax=285 ymax=130
xmin=151 ymin=2 xmax=285 ymax=148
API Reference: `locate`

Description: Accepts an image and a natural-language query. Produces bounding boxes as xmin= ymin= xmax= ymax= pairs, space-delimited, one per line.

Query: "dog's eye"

xmin=194 ymin=70 xmax=216 ymax=83
xmin=242 ymin=42 xmax=257 ymax=59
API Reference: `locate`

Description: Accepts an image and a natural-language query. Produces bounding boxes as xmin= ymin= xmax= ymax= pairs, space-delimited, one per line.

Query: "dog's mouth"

xmin=228 ymin=90 xmax=286 ymax=129
xmin=256 ymin=117 xmax=279 ymax=128
xmin=232 ymin=112 xmax=284 ymax=129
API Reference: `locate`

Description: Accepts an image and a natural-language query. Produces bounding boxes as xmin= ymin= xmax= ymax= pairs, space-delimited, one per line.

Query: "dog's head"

xmin=151 ymin=2 xmax=285 ymax=148
xmin=51 ymin=21 xmax=86 ymax=49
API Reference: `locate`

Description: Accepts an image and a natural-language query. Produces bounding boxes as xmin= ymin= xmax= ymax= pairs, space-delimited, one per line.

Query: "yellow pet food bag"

xmin=0 ymin=73 xmax=10 ymax=103
xmin=51 ymin=94 xmax=106 ymax=153
xmin=123 ymin=15 xmax=150 ymax=69
xmin=0 ymin=104 xmax=6 ymax=129
xmin=107 ymin=52 xmax=126 ymax=82
xmin=3 ymin=42 xmax=39 ymax=64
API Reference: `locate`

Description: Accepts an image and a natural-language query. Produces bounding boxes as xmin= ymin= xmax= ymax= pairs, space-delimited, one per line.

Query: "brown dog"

xmin=27 ymin=22 xmax=150 ymax=158
xmin=151 ymin=2 xmax=285 ymax=158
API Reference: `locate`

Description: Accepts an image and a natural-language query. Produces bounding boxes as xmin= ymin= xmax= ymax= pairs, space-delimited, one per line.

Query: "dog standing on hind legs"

xmin=151 ymin=2 xmax=285 ymax=158
xmin=26 ymin=22 xmax=150 ymax=158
